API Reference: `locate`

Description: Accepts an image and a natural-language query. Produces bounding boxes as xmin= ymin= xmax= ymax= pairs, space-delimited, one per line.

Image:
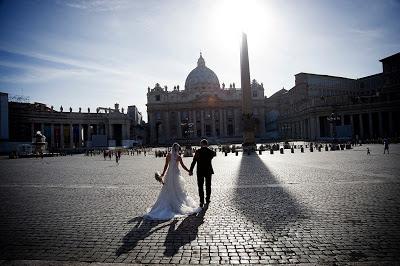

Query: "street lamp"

xmin=327 ymin=112 xmax=340 ymax=140
xmin=181 ymin=120 xmax=194 ymax=156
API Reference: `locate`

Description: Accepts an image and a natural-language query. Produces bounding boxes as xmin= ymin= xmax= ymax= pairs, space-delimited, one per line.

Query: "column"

xmin=87 ymin=124 xmax=91 ymax=147
xmin=259 ymin=107 xmax=266 ymax=137
xmin=122 ymin=124 xmax=127 ymax=140
xmin=378 ymin=112 xmax=383 ymax=137
xmin=223 ymin=109 xmax=228 ymax=136
xmin=316 ymin=116 xmax=320 ymax=139
xmin=70 ymin=124 xmax=74 ymax=148
xmin=368 ymin=113 xmax=373 ymax=138
xmin=234 ymin=109 xmax=240 ymax=136
xmin=300 ymin=120 xmax=304 ymax=139
xmin=211 ymin=109 xmax=216 ymax=137
xmin=177 ymin=111 xmax=182 ymax=138
xmin=165 ymin=111 xmax=170 ymax=140
xmin=219 ymin=109 xmax=223 ymax=138
xmin=350 ymin=114 xmax=354 ymax=136
xmin=150 ymin=113 xmax=157 ymax=144
xmin=341 ymin=115 xmax=345 ymax=126
xmin=192 ymin=110 xmax=197 ymax=138
xmin=31 ymin=122 xmax=35 ymax=140
xmin=50 ymin=124 xmax=55 ymax=148
xmin=60 ymin=124 xmax=64 ymax=149
xmin=41 ymin=123 xmax=44 ymax=135
xmin=388 ymin=112 xmax=393 ymax=137
xmin=200 ymin=110 xmax=205 ymax=137
xmin=78 ymin=124 xmax=83 ymax=147
xmin=109 ymin=123 xmax=113 ymax=140
xmin=127 ymin=121 xmax=131 ymax=140
xmin=359 ymin=114 xmax=364 ymax=139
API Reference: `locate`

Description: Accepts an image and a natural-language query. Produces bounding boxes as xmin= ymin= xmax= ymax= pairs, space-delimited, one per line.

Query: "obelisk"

xmin=240 ymin=33 xmax=256 ymax=151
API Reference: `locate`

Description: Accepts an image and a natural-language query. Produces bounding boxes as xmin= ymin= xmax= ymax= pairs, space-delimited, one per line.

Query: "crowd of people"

xmin=82 ymin=147 xmax=152 ymax=164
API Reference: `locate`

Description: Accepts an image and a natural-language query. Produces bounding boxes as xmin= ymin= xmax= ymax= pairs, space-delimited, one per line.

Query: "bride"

xmin=144 ymin=143 xmax=202 ymax=220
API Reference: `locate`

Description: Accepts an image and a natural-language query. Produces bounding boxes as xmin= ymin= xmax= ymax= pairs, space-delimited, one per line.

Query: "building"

xmin=146 ymin=53 xmax=266 ymax=145
xmin=273 ymin=52 xmax=400 ymax=141
xmin=148 ymin=52 xmax=399 ymax=145
xmin=0 ymin=92 xmax=9 ymax=141
xmin=1 ymin=99 xmax=145 ymax=153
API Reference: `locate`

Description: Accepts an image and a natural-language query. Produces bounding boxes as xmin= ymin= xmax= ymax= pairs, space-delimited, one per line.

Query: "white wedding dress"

xmin=144 ymin=150 xmax=201 ymax=220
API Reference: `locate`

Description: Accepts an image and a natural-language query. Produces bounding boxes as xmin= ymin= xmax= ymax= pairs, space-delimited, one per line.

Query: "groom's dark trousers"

xmin=197 ymin=174 xmax=212 ymax=204
xmin=190 ymin=146 xmax=216 ymax=205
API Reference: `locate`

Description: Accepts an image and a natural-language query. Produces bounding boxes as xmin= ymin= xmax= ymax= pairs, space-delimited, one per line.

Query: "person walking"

xmin=383 ymin=138 xmax=389 ymax=154
xmin=189 ymin=139 xmax=216 ymax=208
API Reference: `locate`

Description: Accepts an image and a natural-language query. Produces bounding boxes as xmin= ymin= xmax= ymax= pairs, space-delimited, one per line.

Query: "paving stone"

xmin=0 ymin=144 xmax=399 ymax=264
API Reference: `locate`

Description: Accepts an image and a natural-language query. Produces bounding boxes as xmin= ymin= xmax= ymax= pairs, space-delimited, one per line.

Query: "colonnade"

xmin=279 ymin=110 xmax=397 ymax=140
xmin=150 ymin=107 xmax=267 ymax=144
xmin=31 ymin=121 xmax=130 ymax=149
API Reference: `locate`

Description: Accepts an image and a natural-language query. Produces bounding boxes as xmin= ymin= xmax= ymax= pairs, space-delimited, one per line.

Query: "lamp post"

xmin=327 ymin=112 xmax=340 ymax=141
xmin=181 ymin=119 xmax=194 ymax=156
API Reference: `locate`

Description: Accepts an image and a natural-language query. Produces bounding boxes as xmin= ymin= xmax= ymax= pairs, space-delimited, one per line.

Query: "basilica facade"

xmin=146 ymin=54 xmax=266 ymax=145
xmin=148 ymin=52 xmax=399 ymax=145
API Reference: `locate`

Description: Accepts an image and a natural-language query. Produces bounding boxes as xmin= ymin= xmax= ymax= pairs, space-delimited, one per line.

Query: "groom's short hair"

xmin=200 ymin=139 xmax=208 ymax=146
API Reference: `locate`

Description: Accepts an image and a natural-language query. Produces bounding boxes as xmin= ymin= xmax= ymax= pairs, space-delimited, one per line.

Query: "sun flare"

xmin=209 ymin=0 xmax=271 ymax=51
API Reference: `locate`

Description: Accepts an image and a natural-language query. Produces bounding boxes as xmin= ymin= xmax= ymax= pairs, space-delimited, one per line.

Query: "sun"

xmin=209 ymin=0 xmax=270 ymax=46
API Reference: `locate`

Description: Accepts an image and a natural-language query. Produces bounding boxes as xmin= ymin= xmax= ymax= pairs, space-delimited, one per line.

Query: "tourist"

xmin=367 ymin=148 xmax=370 ymax=155
xmin=383 ymin=138 xmax=389 ymax=154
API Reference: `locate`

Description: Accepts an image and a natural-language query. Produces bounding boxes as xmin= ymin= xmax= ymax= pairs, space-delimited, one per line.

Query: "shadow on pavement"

xmin=234 ymin=154 xmax=306 ymax=230
xmin=163 ymin=209 xmax=206 ymax=257
xmin=116 ymin=216 xmax=171 ymax=256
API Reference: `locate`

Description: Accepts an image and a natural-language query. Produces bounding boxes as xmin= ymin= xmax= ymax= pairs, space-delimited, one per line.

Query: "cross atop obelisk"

xmin=240 ymin=33 xmax=256 ymax=151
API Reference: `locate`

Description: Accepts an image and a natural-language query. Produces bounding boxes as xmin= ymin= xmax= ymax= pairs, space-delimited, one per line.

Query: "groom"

xmin=189 ymin=139 xmax=216 ymax=208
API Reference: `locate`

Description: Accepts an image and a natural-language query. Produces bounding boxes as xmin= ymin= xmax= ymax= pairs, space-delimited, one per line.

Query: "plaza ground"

xmin=0 ymin=144 xmax=399 ymax=265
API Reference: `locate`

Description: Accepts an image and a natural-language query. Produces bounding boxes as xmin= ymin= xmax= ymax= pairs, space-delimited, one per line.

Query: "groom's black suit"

xmin=190 ymin=147 xmax=216 ymax=205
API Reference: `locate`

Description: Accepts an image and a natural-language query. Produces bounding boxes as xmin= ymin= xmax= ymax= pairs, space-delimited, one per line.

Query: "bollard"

xmin=225 ymin=152 xmax=227 ymax=156
xmin=301 ymin=147 xmax=304 ymax=153
xmin=259 ymin=150 xmax=262 ymax=155
xmin=236 ymin=151 xmax=238 ymax=156
xmin=280 ymin=148 xmax=284 ymax=154
xmin=291 ymin=147 xmax=294 ymax=153
xmin=270 ymin=149 xmax=274 ymax=154
xmin=325 ymin=145 xmax=328 ymax=151
xmin=310 ymin=146 xmax=313 ymax=152
xmin=318 ymin=146 xmax=321 ymax=152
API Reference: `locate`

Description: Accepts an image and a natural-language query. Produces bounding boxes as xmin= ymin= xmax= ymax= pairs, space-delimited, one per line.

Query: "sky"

xmin=0 ymin=0 xmax=399 ymax=121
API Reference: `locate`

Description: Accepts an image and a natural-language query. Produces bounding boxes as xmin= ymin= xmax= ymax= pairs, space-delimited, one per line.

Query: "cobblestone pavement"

xmin=0 ymin=144 xmax=399 ymax=264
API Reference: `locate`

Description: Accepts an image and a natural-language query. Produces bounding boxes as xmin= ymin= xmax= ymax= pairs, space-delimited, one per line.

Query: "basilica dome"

xmin=185 ymin=53 xmax=220 ymax=91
